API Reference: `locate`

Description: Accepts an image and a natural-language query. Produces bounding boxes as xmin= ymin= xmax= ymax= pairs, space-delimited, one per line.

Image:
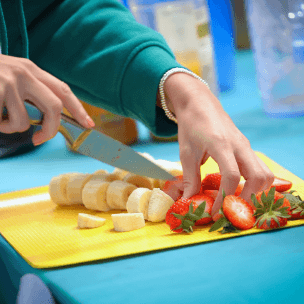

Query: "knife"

xmin=2 ymin=101 xmax=175 ymax=180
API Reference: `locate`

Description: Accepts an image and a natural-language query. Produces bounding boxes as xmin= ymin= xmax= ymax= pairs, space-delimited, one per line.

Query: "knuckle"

xmin=225 ymin=171 xmax=241 ymax=184
xmin=50 ymin=100 xmax=63 ymax=115
xmin=60 ymin=81 xmax=72 ymax=95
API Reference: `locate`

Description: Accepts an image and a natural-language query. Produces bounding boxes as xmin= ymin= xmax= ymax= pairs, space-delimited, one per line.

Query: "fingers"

xmin=21 ymin=60 xmax=94 ymax=129
xmin=180 ymin=146 xmax=204 ymax=198
xmin=211 ymin=150 xmax=241 ymax=217
xmin=0 ymin=87 xmax=30 ymax=134
xmin=235 ymin=148 xmax=275 ymax=207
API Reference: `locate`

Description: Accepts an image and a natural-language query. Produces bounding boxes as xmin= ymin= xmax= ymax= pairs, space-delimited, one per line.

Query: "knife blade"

xmin=3 ymin=101 xmax=175 ymax=180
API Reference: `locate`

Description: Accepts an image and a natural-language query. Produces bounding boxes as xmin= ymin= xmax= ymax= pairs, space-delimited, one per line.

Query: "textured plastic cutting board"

xmin=1 ymin=152 xmax=304 ymax=269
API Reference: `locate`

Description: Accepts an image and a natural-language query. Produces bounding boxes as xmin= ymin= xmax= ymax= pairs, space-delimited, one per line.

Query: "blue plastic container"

xmin=122 ymin=0 xmax=236 ymax=92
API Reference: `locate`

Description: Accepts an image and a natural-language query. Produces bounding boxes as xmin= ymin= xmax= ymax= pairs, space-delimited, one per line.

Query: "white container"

xmin=246 ymin=0 xmax=304 ymax=117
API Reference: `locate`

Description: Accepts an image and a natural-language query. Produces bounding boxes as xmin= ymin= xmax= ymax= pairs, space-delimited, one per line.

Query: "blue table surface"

xmin=2 ymin=50 xmax=304 ymax=304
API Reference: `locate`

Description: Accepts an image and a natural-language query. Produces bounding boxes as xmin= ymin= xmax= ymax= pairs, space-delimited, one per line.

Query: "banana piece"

xmin=66 ymin=173 xmax=93 ymax=205
xmin=126 ymin=188 xmax=152 ymax=220
xmin=107 ymin=180 xmax=137 ymax=209
xmin=156 ymin=159 xmax=183 ymax=190
xmin=123 ymin=173 xmax=154 ymax=190
xmin=49 ymin=173 xmax=81 ymax=205
xmin=82 ymin=180 xmax=111 ymax=211
xmin=78 ymin=213 xmax=106 ymax=229
xmin=112 ymin=213 xmax=145 ymax=232
xmin=147 ymin=188 xmax=175 ymax=222
xmin=91 ymin=172 xmax=120 ymax=182
xmin=93 ymin=169 xmax=109 ymax=175
xmin=112 ymin=168 xmax=129 ymax=180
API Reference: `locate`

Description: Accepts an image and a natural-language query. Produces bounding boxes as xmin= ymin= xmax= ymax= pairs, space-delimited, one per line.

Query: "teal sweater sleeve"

xmin=16 ymin=0 xmax=184 ymax=137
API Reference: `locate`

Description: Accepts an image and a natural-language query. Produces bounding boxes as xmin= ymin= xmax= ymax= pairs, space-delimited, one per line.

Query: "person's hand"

xmin=0 ymin=54 xmax=95 ymax=145
xmin=162 ymin=72 xmax=275 ymax=219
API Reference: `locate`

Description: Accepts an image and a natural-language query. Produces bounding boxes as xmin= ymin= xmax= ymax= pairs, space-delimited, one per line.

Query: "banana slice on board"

xmin=112 ymin=168 xmax=129 ymax=180
xmin=90 ymin=172 xmax=120 ymax=183
xmin=49 ymin=173 xmax=81 ymax=205
xmin=78 ymin=213 xmax=106 ymax=229
xmin=123 ymin=173 xmax=154 ymax=190
xmin=82 ymin=180 xmax=111 ymax=211
xmin=111 ymin=213 xmax=145 ymax=232
xmin=126 ymin=188 xmax=152 ymax=220
xmin=66 ymin=173 xmax=93 ymax=205
xmin=147 ymin=188 xmax=175 ymax=222
xmin=106 ymin=180 xmax=137 ymax=209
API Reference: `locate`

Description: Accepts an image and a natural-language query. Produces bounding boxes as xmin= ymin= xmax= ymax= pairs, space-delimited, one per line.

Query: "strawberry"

xmin=200 ymin=173 xmax=221 ymax=191
xmin=187 ymin=194 xmax=214 ymax=225
xmin=209 ymin=190 xmax=255 ymax=233
xmin=272 ymin=177 xmax=292 ymax=192
xmin=201 ymin=173 xmax=244 ymax=196
xmin=283 ymin=190 xmax=304 ymax=220
xmin=165 ymin=198 xmax=210 ymax=233
xmin=202 ymin=190 xmax=219 ymax=201
xmin=252 ymin=187 xmax=291 ymax=230
xmin=162 ymin=175 xmax=183 ymax=201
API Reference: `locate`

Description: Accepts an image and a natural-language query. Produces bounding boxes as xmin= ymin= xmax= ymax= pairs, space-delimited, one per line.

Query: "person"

xmin=0 ymin=0 xmax=274 ymax=220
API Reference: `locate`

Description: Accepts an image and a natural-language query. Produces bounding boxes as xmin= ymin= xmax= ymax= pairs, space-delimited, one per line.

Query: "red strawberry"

xmin=200 ymin=173 xmax=221 ymax=191
xmin=162 ymin=175 xmax=183 ymax=201
xmin=201 ymin=173 xmax=245 ymax=196
xmin=202 ymin=190 xmax=219 ymax=201
xmin=165 ymin=198 xmax=210 ymax=233
xmin=252 ymin=187 xmax=291 ymax=230
xmin=187 ymin=194 xmax=214 ymax=225
xmin=222 ymin=195 xmax=256 ymax=230
xmin=209 ymin=190 xmax=255 ymax=233
xmin=272 ymin=177 xmax=292 ymax=192
xmin=283 ymin=191 xmax=304 ymax=220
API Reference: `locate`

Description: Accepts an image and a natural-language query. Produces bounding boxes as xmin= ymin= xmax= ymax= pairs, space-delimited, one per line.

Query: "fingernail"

xmin=86 ymin=116 xmax=95 ymax=128
xmin=33 ymin=138 xmax=43 ymax=146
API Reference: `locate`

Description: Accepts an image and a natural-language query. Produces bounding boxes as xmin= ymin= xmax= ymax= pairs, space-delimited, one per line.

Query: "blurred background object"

xmin=245 ymin=0 xmax=304 ymax=117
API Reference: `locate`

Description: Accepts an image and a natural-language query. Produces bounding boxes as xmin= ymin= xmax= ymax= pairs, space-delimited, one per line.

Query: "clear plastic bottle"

xmin=246 ymin=0 xmax=304 ymax=117
xmin=128 ymin=0 xmax=218 ymax=96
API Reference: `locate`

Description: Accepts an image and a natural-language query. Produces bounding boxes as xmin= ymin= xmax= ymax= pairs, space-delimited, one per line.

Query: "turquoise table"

xmin=2 ymin=50 xmax=304 ymax=304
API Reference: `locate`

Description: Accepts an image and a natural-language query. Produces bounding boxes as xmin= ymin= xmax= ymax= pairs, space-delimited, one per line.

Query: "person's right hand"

xmin=0 ymin=54 xmax=95 ymax=146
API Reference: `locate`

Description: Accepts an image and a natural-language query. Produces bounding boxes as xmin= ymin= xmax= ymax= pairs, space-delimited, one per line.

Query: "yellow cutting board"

xmin=1 ymin=152 xmax=304 ymax=269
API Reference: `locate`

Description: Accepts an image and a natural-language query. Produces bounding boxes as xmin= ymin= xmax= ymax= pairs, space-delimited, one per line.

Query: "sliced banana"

xmin=90 ymin=172 xmax=119 ymax=183
xmin=66 ymin=173 xmax=93 ymax=205
xmin=93 ymin=169 xmax=109 ymax=175
xmin=147 ymin=188 xmax=175 ymax=222
xmin=82 ymin=180 xmax=111 ymax=211
xmin=123 ymin=173 xmax=154 ymax=190
xmin=49 ymin=173 xmax=80 ymax=205
xmin=156 ymin=159 xmax=183 ymax=177
xmin=106 ymin=180 xmax=137 ymax=209
xmin=78 ymin=213 xmax=106 ymax=229
xmin=112 ymin=168 xmax=129 ymax=180
xmin=112 ymin=213 xmax=145 ymax=232
xmin=126 ymin=188 xmax=152 ymax=220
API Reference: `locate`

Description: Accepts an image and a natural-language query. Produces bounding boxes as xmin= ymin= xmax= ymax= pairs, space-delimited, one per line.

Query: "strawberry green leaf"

xmin=284 ymin=193 xmax=301 ymax=205
xmin=193 ymin=202 xmax=207 ymax=218
xmin=189 ymin=202 xmax=194 ymax=214
xmin=186 ymin=214 xmax=201 ymax=222
xmin=272 ymin=215 xmax=280 ymax=227
xmin=172 ymin=213 xmax=184 ymax=220
xmin=222 ymin=189 xmax=226 ymax=201
xmin=272 ymin=198 xmax=284 ymax=210
xmin=209 ymin=217 xmax=229 ymax=232
xmin=251 ymin=194 xmax=262 ymax=209
xmin=183 ymin=219 xmax=194 ymax=228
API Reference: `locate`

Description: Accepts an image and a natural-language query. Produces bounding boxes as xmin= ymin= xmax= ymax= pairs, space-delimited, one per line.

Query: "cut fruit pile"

xmin=48 ymin=152 xmax=182 ymax=231
xmin=49 ymin=152 xmax=304 ymax=234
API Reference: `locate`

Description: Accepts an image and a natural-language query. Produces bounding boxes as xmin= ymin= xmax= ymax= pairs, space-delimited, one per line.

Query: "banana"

xmin=93 ymin=169 xmax=109 ymax=175
xmin=111 ymin=213 xmax=145 ymax=232
xmin=155 ymin=159 xmax=183 ymax=190
xmin=78 ymin=213 xmax=106 ymax=229
xmin=49 ymin=173 xmax=81 ymax=205
xmin=91 ymin=172 xmax=120 ymax=182
xmin=126 ymin=188 xmax=152 ymax=220
xmin=82 ymin=180 xmax=111 ymax=211
xmin=147 ymin=188 xmax=175 ymax=222
xmin=66 ymin=173 xmax=93 ymax=205
xmin=123 ymin=173 xmax=154 ymax=190
xmin=106 ymin=180 xmax=137 ymax=209
xmin=112 ymin=168 xmax=129 ymax=180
